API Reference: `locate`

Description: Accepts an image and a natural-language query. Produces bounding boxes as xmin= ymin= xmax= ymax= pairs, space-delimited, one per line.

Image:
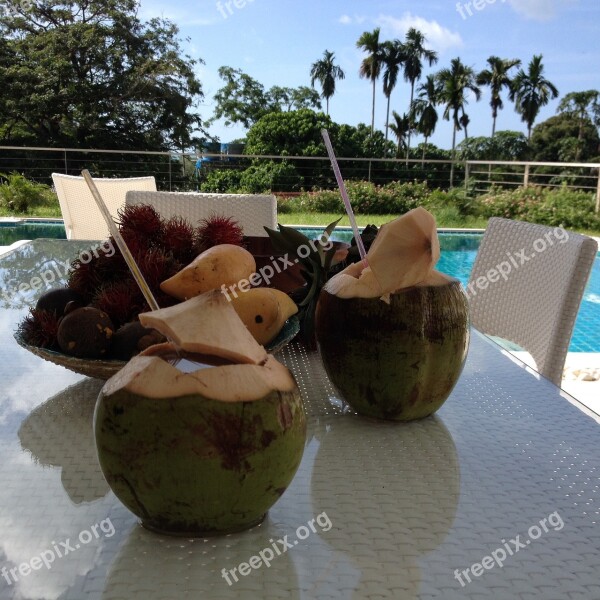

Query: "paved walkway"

xmin=512 ymin=351 xmax=600 ymax=415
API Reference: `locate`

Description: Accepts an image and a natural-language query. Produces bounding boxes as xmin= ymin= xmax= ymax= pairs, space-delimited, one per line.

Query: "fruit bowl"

xmin=14 ymin=315 xmax=300 ymax=380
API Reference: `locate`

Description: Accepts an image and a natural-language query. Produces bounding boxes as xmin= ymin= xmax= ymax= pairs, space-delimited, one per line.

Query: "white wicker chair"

xmin=52 ymin=173 xmax=157 ymax=240
xmin=125 ymin=191 xmax=277 ymax=237
xmin=468 ymin=217 xmax=597 ymax=386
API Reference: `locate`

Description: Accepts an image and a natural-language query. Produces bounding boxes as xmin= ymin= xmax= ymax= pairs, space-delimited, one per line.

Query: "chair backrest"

xmin=125 ymin=191 xmax=277 ymax=237
xmin=467 ymin=217 xmax=597 ymax=386
xmin=52 ymin=173 xmax=157 ymax=240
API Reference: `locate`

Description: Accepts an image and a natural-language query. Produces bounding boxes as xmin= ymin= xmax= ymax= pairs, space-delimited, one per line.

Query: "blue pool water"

xmin=300 ymin=227 xmax=600 ymax=353
xmin=1 ymin=221 xmax=598 ymax=352
xmin=0 ymin=220 xmax=66 ymax=245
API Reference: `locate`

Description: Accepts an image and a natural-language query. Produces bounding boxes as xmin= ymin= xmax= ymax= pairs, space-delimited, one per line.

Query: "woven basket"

xmin=14 ymin=316 xmax=300 ymax=380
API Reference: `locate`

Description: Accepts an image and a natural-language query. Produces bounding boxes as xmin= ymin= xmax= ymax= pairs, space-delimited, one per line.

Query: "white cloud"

xmin=375 ymin=13 xmax=463 ymax=53
xmin=507 ymin=0 xmax=578 ymax=21
xmin=338 ymin=14 xmax=367 ymax=25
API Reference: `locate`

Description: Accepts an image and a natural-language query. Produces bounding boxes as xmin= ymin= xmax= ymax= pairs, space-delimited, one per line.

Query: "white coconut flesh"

xmin=139 ymin=290 xmax=268 ymax=366
xmin=323 ymin=207 xmax=445 ymax=300
xmin=103 ymin=354 xmax=297 ymax=402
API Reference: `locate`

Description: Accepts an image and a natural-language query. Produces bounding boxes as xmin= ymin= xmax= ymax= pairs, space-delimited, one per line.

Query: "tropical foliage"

xmin=510 ymin=55 xmax=559 ymax=140
xmin=310 ymin=50 xmax=345 ymax=115
xmin=0 ymin=0 xmax=204 ymax=151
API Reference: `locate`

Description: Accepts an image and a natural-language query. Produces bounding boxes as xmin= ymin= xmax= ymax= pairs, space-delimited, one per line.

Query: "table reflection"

xmin=19 ymin=378 xmax=110 ymax=504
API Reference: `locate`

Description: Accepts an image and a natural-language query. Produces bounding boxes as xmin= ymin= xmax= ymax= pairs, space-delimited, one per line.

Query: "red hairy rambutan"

xmin=91 ymin=281 xmax=145 ymax=328
xmin=117 ymin=204 xmax=164 ymax=244
xmin=67 ymin=258 xmax=103 ymax=302
xmin=162 ymin=216 xmax=199 ymax=265
xmin=18 ymin=309 xmax=60 ymax=349
xmin=196 ymin=214 xmax=244 ymax=252
xmin=135 ymin=247 xmax=183 ymax=296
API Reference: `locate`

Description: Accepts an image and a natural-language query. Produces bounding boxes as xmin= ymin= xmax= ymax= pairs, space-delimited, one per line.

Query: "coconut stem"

xmin=321 ymin=129 xmax=369 ymax=268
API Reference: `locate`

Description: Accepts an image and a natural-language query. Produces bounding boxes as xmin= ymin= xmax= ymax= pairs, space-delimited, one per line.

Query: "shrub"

xmin=474 ymin=185 xmax=600 ymax=230
xmin=199 ymin=168 xmax=243 ymax=193
xmin=239 ymin=161 xmax=302 ymax=193
xmin=0 ymin=173 xmax=57 ymax=214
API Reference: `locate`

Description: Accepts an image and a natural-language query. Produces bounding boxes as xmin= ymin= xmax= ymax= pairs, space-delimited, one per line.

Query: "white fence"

xmin=1 ymin=146 xmax=599 ymax=212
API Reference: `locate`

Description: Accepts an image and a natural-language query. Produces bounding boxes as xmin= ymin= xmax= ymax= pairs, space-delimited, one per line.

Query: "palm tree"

xmin=402 ymin=28 xmax=438 ymax=162
xmin=510 ymin=55 xmax=559 ymax=141
xmin=357 ymin=28 xmax=384 ymax=135
xmin=381 ymin=40 xmax=405 ymax=144
xmin=389 ymin=111 xmax=411 ymax=156
xmin=437 ymin=58 xmax=481 ymax=185
xmin=310 ymin=50 xmax=346 ymax=116
xmin=410 ymin=74 xmax=439 ymax=163
xmin=557 ymin=90 xmax=600 ymax=159
xmin=476 ymin=56 xmax=521 ymax=137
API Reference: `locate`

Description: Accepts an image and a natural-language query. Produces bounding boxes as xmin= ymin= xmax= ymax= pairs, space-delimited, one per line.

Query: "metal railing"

xmin=1 ymin=146 xmax=599 ymax=212
xmin=465 ymin=160 xmax=600 ymax=212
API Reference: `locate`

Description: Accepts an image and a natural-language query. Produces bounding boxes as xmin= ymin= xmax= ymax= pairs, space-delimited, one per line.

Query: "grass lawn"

xmin=0 ymin=206 xmax=62 ymax=218
xmin=278 ymin=211 xmax=489 ymax=229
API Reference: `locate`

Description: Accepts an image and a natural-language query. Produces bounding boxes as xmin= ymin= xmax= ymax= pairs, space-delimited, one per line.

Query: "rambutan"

xmin=117 ymin=204 xmax=164 ymax=245
xmin=67 ymin=258 xmax=103 ymax=302
xmin=135 ymin=247 xmax=182 ymax=296
xmin=162 ymin=216 xmax=199 ymax=265
xmin=91 ymin=281 xmax=145 ymax=328
xmin=18 ymin=309 xmax=60 ymax=349
xmin=196 ymin=214 xmax=244 ymax=252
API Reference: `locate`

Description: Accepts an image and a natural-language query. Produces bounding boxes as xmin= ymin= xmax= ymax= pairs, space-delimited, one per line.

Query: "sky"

xmin=137 ymin=0 xmax=600 ymax=150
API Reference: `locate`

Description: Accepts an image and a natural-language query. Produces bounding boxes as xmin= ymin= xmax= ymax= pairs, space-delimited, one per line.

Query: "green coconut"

xmin=316 ymin=274 xmax=469 ymax=421
xmin=315 ymin=208 xmax=469 ymax=421
xmin=94 ymin=291 xmax=306 ymax=536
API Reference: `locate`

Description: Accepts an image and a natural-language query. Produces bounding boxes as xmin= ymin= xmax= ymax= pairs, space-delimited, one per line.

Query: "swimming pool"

xmin=300 ymin=227 xmax=600 ymax=353
xmin=1 ymin=220 xmax=598 ymax=352
xmin=0 ymin=220 xmax=66 ymax=245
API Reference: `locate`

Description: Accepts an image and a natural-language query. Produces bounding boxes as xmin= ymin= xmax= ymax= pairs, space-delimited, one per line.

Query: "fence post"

xmin=523 ymin=164 xmax=530 ymax=188
xmin=464 ymin=162 xmax=470 ymax=196
xmin=168 ymin=155 xmax=172 ymax=192
xmin=64 ymin=150 xmax=68 ymax=174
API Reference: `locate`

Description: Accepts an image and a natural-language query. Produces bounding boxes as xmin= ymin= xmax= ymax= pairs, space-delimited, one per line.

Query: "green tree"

xmin=389 ymin=111 xmax=411 ymax=156
xmin=309 ymin=50 xmax=345 ymax=115
xmin=457 ymin=131 xmax=530 ymax=161
xmin=0 ymin=0 xmax=203 ymax=151
xmin=269 ymin=86 xmax=322 ymax=112
xmin=357 ymin=28 xmax=384 ymax=135
xmin=381 ymin=40 xmax=405 ymax=144
xmin=410 ymin=74 xmax=439 ymax=162
xmin=402 ymin=28 xmax=438 ymax=162
xmin=212 ymin=66 xmax=276 ymax=129
xmin=437 ymin=58 xmax=481 ymax=184
xmin=476 ymin=56 xmax=521 ymax=137
xmin=510 ymin=55 xmax=559 ymax=141
xmin=531 ymin=113 xmax=600 ymax=162
xmin=557 ymin=90 xmax=600 ymax=159
xmin=245 ymin=109 xmax=334 ymax=157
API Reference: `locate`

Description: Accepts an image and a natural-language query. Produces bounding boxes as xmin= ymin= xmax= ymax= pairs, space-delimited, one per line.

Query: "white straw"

xmin=321 ymin=129 xmax=368 ymax=266
xmin=81 ymin=170 xmax=160 ymax=311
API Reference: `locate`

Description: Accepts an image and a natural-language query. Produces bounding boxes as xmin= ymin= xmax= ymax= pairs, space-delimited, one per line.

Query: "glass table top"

xmin=0 ymin=240 xmax=599 ymax=599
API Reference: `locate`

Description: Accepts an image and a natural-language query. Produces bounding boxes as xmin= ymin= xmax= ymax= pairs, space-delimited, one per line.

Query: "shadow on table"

xmin=307 ymin=414 xmax=460 ymax=598
xmin=18 ymin=377 xmax=110 ymax=504
xmin=101 ymin=518 xmax=301 ymax=600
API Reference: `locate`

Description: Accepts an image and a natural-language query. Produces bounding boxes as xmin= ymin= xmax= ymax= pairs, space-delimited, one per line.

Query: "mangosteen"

xmin=110 ymin=321 xmax=166 ymax=360
xmin=57 ymin=307 xmax=114 ymax=359
xmin=36 ymin=288 xmax=84 ymax=316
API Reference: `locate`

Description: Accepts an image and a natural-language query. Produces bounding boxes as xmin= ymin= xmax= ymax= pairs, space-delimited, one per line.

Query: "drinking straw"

xmin=321 ymin=129 xmax=369 ymax=267
xmin=81 ymin=169 xmax=160 ymax=311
